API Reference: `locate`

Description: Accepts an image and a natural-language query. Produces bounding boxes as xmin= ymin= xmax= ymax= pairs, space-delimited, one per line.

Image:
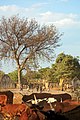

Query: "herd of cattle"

xmin=0 ymin=91 xmax=80 ymax=120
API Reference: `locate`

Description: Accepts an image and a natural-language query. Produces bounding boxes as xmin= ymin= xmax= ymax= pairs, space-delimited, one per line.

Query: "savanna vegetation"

xmin=0 ymin=53 xmax=79 ymax=87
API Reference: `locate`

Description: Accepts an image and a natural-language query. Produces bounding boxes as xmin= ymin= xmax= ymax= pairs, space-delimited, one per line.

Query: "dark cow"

xmin=22 ymin=93 xmax=72 ymax=112
xmin=0 ymin=91 xmax=13 ymax=104
xmin=22 ymin=93 xmax=52 ymax=102
xmin=22 ymin=93 xmax=71 ymax=103
xmin=40 ymin=110 xmax=68 ymax=120
xmin=29 ymin=104 xmax=80 ymax=120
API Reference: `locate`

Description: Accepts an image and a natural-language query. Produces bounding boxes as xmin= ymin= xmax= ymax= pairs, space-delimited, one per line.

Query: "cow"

xmin=0 ymin=90 xmax=13 ymax=104
xmin=22 ymin=93 xmax=71 ymax=103
xmin=29 ymin=104 xmax=80 ymax=120
xmin=22 ymin=93 xmax=72 ymax=113
xmin=52 ymin=100 xmax=80 ymax=113
xmin=1 ymin=103 xmax=28 ymax=120
xmin=19 ymin=107 xmax=45 ymax=120
xmin=0 ymin=95 xmax=7 ymax=106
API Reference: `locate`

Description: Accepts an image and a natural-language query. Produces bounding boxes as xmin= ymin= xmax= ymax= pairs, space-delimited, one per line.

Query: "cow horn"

xmin=49 ymin=102 xmax=55 ymax=111
xmin=34 ymin=94 xmax=38 ymax=104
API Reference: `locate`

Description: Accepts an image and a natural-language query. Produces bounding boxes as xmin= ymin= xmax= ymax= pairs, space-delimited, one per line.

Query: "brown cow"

xmin=0 ymin=91 xmax=13 ymax=104
xmin=0 ymin=95 xmax=7 ymax=106
xmin=19 ymin=107 xmax=45 ymax=120
xmin=63 ymin=99 xmax=80 ymax=105
xmin=52 ymin=100 xmax=80 ymax=113
xmin=1 ymin=103 xmax=28 ymax=120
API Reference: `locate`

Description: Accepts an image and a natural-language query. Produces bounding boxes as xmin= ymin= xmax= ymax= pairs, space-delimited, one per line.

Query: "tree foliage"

xmin=24 ymin=70 xmax=41 ymax=81
xmin=0 ymin=15 xmax=61 ymax=88
xmin=38 ymin=67 xmax=50 ymax=80
xmin=51 ymin=53 xmax=80 ymax=83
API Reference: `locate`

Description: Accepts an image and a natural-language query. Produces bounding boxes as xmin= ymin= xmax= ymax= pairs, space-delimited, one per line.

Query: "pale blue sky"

xmin=0 ymin=0 xmax=80 ymax=73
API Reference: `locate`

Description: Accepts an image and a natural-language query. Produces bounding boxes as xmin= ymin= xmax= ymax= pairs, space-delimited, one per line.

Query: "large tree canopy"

xmin=51 ymin=53 xmax=80 ymax=83
xmin=0 ymin=15 xmax=61 ymax=88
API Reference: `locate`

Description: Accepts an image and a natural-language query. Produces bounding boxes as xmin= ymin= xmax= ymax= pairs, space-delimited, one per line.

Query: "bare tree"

xmin=0 ymin=15 xmax=62 ymax=89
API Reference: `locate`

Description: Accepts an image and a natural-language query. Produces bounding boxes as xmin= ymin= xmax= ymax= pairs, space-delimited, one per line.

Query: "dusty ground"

xmin=13 ymin=93 xmax=23 ymax=104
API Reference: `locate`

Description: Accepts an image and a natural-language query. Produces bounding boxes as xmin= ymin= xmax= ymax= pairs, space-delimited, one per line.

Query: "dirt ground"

xmin=13 ymin=93 xmax=23 ymax=104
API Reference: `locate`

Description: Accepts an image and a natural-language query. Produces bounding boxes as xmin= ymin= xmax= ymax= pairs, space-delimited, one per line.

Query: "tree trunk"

xmin=17 ymin=68 xmax=21 ymax=89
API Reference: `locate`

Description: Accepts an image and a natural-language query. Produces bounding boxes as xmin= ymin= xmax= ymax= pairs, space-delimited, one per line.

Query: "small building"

xmin=63 ymin=76 xmax=80 ymax=91
xmin=71 ymin=76 xmax=80 ymax=90
xmin=0 ymin=74 xmax=16 ymax=89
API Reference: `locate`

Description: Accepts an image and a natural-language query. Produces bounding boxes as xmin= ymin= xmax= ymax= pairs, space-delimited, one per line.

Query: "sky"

xmin=0 ymin=0 xmax=80 ymax=73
